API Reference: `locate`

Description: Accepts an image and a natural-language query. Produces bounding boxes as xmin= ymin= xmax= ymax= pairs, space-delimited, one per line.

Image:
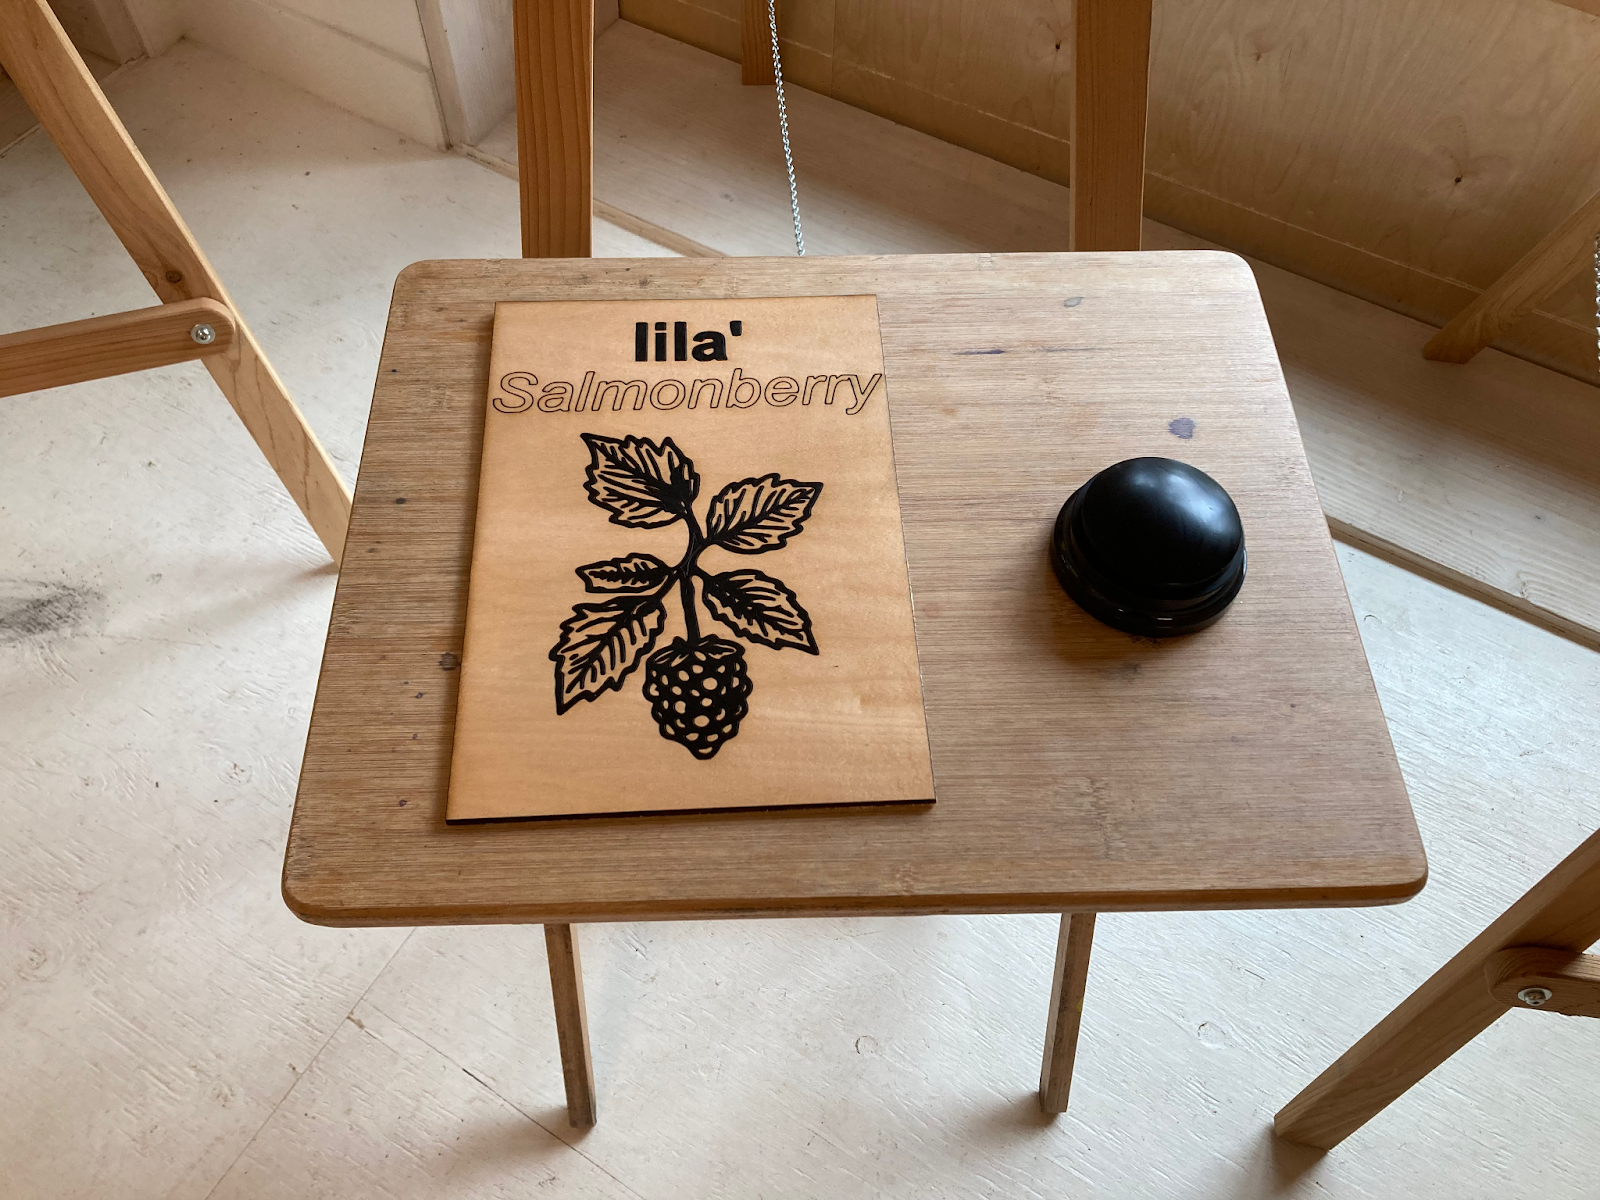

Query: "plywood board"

xmin=448 ymin=295 xmax=933 ymax=820
xmin=620 ymin=1 xmax=1600 ymax=384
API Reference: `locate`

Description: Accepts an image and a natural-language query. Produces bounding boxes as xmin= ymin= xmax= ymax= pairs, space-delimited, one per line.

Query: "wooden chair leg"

xmin=1040 ymin=912 xmax=1096 ymax=1113
xmin=544 ymin=923 xmax=598 ymax=1128
xmin=1276 ymin=828 xmax=1600 ymax=1149
xmin=1069 ymin=0 xmax=1152 ymax=252
xmin=0 ymin=0 xmax=352 ymax=565
xmin=513 ymin=0 xmax=592 ymax=259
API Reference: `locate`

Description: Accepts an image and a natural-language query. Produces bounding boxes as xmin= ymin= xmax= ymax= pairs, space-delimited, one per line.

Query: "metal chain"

xmin=768 ymin=0 xmax=805 ymax=256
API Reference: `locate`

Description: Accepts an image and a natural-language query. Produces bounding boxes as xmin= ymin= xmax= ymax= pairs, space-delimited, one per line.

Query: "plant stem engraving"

xmin=550 ymin=434 xmax=822 ymax=758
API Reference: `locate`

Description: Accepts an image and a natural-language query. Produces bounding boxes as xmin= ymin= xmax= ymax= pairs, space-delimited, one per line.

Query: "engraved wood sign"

xmin=447 ymin=295 xmax=934 ymax=822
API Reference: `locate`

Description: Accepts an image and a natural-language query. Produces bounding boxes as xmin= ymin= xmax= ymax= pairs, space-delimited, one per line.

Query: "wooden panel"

xmin=513 ymin=0 xmax=592 ymax=257
xmin=1276 ymin=828 xmax=1600 ymax=1149
xmin=0 ymin=297 xmax=233 ymax=397
xmin=1485 ymin=946 xmax=1600 ymax=1017
xmin=624 ymin=0 xmax=833 ymax=90
xmin=621 ymin=0 xmax=1600 ymax=385
xmin=283 ymin=252 xmax=1423 ymax=926
xmin=1069 ymin=0 xmax=1149 ymax=251
xmin=830 ymin=0 xmax=1071 ymax=185
xmin=448 ymin=296 xmax=933 ymax=820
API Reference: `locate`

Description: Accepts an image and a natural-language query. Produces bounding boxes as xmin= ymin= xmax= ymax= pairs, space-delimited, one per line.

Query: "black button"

xmin=1051 ymin=457 xmax=1245 ymax=636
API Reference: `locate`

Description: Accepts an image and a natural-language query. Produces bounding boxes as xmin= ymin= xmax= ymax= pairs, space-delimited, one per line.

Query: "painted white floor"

xmin=2 ymin=37 xmax=1598 ymax=1200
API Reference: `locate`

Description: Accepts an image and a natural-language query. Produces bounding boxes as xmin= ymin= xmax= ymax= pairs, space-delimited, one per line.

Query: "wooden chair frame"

xmin=510 ymin=0 xmax=1154 ymax=1125
xmin=1276 ymin=828 xmax=1600 ymax=1149
xmin=0 ymin=0 xmax=350 ymax=564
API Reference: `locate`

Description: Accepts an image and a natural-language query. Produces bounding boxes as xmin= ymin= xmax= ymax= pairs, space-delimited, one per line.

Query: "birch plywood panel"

xmin=1148 ymin=0 xmax=1600 ymax=380
xmin=621 ymin=0 xmax=1600 ymax=383
xmin=285 ymin=252 xmax=1423 ymax=926
xmin=449 ymin=296 xmax=932 ymax=819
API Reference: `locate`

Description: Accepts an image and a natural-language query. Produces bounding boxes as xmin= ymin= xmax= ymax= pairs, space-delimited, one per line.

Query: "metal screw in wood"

xmin=190 ymin=322 xmax=216 ymax=345
xmin=1517 ymin=986 xmax=1553 ymax=1007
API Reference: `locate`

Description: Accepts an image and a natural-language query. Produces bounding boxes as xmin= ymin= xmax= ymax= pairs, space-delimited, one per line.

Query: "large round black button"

xmin=1050 ymin=457 xmax=1245 ymax=636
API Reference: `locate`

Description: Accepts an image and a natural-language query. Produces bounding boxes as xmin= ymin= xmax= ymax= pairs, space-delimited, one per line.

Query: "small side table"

xmin=284 ymin=252 xmax=1425 ymax=1126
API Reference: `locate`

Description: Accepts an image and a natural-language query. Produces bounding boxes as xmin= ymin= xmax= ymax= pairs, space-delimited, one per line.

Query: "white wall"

xmin=420 ymin=0 xmax=617 ymax=149
xmin=104 ymin=0 xmax=620 ymax=152
xmin=418 ymin=0 xmax=513 ymax=146
xmin=122 ymin=0 xmax=184 ymax=55
xmin=178 ymin=0 xmax=448 ymax=148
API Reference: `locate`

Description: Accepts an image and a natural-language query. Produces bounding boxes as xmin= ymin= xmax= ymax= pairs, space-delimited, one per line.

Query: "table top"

xmin=283 ymin=252 xmax=1425 ymax=927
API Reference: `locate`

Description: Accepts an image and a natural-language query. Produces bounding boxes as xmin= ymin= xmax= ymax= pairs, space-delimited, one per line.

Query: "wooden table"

xmin=285 ymin=251 xmax=1425 ymax=1126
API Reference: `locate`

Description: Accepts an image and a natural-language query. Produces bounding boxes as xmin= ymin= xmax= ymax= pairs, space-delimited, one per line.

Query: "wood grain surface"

xmin=1423 ymin=185 xmax=1600 ymax=363
xmin=1039 ymin=911 xmax=1096 ymax=1113
xmin=621 ymin=0 xmax=1600 ymax=384
xmin=543 ymin=924 xmax=599 ymax=1126
xmin=513 ymin=0 xmax=592 ymax=258
xmin=1069 ymin=0 xmax=1150 ymax=253
xmin=740 ymin=0 xmax=774 ymax=84
xmin=449 ymin=296 xmax=932 ymax=819
xmin=1485 ymin=946 xmax=1600 ymax=1018
xmin=284 ymin=252 xmax=1423 ymax=926
xmin=0 ymin=297 xmax=233 ymax=397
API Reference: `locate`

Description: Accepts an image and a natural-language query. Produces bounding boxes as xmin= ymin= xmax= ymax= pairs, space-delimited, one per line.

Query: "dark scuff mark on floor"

xmin=0 ymin=580 xmax=107 ymax=645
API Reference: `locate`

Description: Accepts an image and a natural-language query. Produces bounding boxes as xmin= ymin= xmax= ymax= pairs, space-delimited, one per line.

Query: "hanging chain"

xmin=768 ymin=0 xmax=805 ymax=256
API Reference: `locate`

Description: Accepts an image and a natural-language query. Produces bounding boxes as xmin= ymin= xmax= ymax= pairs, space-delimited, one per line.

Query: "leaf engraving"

xmin=700 ymin=569 xmax=818 ymax=654
xmin=576 ymin=553 xmax=673 ymax=593
xmin=704 ymin=474 xmax=823 ymax=553
xmin=550 ymin=597 xmax=665 ymax=713
xmin=581 ymin=433 xmax=699 ymax=528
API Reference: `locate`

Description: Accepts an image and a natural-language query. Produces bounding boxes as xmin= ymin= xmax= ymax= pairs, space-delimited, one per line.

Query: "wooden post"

xmin=1069 ymin=0 xmax=1153 ymax=251
xmin=1276 ymin=828 xmax=1600 ymax=1149
xmin=0 ymin=0 xmax=352 ymax=564
xmin=741 ymin=0 xmax=776 ymax=85
xmin=1039 ymin=912 xmax=1096 ymax=1113
xmin=544 ymin=924 xmax=598 ymax=1128
xmin=513 ymin=0 xmax=593 ymax=259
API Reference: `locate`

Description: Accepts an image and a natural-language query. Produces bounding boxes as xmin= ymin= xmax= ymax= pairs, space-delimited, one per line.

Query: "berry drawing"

xmin=550 ymin=433 xmax=822 ymax=758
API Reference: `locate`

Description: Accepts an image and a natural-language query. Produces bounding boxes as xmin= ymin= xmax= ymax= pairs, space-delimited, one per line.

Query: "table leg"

xmin=544 ymin=923 xmax=598 ymax=1128
xmin=1040 ymin=912 xmax=1096 ymax=1113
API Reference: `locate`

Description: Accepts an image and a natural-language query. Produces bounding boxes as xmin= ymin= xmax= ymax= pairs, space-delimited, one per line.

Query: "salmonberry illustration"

xmin=550 ymin=433 xmax=822 ymax=758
